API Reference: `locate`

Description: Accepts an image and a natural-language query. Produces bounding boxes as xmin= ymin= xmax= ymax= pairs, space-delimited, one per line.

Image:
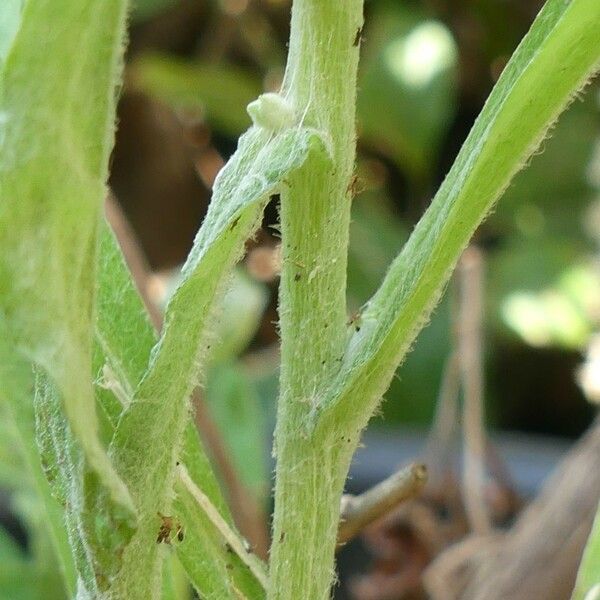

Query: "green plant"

xmin=0 ymin=1 xmax=599 ymax=599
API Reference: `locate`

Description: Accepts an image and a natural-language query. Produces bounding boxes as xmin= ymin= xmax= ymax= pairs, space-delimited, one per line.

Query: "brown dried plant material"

xmin=350 ymin=418 xmax=600 ymax=600
xmin=426 ymin=418 xmax=600 ymax=600
xmin=247 ymin=244 xmax=282 ymax=282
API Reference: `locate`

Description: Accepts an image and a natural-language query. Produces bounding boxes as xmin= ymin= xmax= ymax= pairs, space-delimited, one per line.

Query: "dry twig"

xmin=338 ymin=463 xmax=428 ymax=546
xmin=457 ymin=246 xmax=491 ymax=534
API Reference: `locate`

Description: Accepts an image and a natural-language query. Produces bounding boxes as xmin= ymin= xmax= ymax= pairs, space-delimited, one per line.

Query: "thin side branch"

xmin=338 ymin=463 xmax=428 ymax=545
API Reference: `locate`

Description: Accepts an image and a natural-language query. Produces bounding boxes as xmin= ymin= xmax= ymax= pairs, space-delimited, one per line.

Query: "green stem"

xmin=269 ymin=437 xmax=354 ymax=600
xmin=269 ymin=2 xmax=363 ymax=598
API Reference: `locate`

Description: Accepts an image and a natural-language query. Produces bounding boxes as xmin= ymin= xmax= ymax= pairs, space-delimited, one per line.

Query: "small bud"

xmin=247 ymin=93 xmax=295 ymax=131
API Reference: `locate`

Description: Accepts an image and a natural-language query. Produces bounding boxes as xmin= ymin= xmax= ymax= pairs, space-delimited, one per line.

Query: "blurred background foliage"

xmin=2 ymin=0 xmax=600 ymax=596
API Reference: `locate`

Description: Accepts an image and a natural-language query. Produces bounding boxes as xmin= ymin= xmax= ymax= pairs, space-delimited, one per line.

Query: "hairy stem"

xmin=269 ymin=1 xmax=363 ymax=598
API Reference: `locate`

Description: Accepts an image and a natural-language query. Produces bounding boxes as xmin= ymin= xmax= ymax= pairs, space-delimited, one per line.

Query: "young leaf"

xmin=174 ymin=463 xmax=267 ymax=600
xmin=314 ymin=0 xmax=600 ymax=432
xmin=0 ymin=0 xmax=132 ymax=511
xmin=169 ymin=427 xmax=267 ymax=599
xmin=94 ymin=224 xmax=158 ymax=435
xmin=110 ymin=123 xmax=328 ymax=597
xmin=34 ymin=372 xmax=136 ymax=598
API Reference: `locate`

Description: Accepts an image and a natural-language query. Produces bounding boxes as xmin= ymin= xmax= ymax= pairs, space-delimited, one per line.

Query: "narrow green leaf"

xmin=0 ymin=0 xmax=132 ymax=512
xmin=1 ymin=2 xmax=135 ymax=593
xmin=97 ymin=226 xmax=157 ymax=395
xmin=173 ymin=422 xmax=268 ymax=599
xmin=314 ymin=0 xmax=600 ymax=431
xmin=175 ymin=463 xmax=267 ymax=600
xmin=111 ymin=123 xmax=328 ymax=597
xmin=0 ymin=353 xmax=76 ymax=596
xmin=34 ymin=372 xmax=136 ymax=598
xmin=93 ymin=199 xmax=263 ymax=597
xmin=93 ymin=224 xmax=157 ymax=437
xmin=179 ymin=421 xmax=232 ymax=522
xmin=572 ymin=502 xmax=600 ymax=600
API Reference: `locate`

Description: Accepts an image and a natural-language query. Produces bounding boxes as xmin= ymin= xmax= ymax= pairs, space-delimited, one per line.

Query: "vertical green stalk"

xmin=270 ymin=2 xmax=363 ymax=598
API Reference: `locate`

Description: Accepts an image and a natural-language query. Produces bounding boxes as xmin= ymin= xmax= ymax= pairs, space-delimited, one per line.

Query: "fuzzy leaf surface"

xmin=93 ymin=225 xmax=158 ymax=436
xmin=173 ymin=432 xmax=267 ymax=600
xmin=0 ymin=354 xmax=76 ymax=597
xmin=34 ymin=372 xmax=138 ymax=599
xmin=94 ymin=224 xmax=264 ymax=598
xmin=0 ymin=0 xmax=132 ymax=512
xmin=314 ymin=0 xmax=600 ymax=431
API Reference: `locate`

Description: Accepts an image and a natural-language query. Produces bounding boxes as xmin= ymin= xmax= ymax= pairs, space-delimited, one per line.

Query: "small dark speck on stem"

xmin=353 ymin=26 xmax=363 ymax=47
